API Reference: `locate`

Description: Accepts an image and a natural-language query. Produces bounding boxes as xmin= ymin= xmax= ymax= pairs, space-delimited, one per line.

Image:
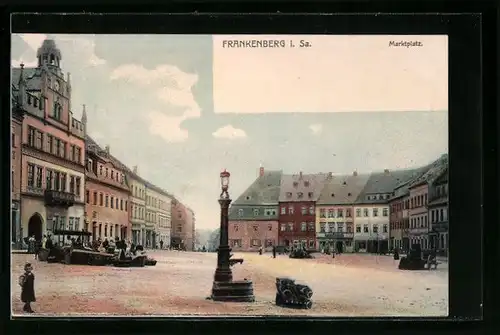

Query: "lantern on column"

xmin=220 ymin=169 xmax=231 ymax=199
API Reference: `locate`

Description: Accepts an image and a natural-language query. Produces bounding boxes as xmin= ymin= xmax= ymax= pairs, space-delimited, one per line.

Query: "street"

xmin=11 ymin=251 xmax=448 ymax=316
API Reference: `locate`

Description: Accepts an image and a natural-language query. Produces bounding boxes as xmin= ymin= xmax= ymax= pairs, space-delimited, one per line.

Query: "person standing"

xmin=272 ymin=245 xmax=276 ymax=259
xmin=160 ymin=240 xmax=164 ymax=250
xmin=19 ymin=262 xmax=36 ymax=313
xmin=34 ymin=239 xmax=41 ymax=260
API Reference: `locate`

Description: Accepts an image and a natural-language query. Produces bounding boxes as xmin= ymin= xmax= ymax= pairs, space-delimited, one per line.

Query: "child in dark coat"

xmin=19 ymin=262 xmax=36 ymax=313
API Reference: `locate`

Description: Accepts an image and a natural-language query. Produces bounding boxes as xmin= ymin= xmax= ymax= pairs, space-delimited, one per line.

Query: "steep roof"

xmin=408 ymin=154 xmax=448 ymax=188
xmin=12 ymin=67 xmax=43 ymax=90
xmin=317 ymin=173 xmax=371 ymax=205
xmin=278 ymin=173 xmax=327 ymax=202
xmin=232 ymin=170 xmax=283 ymax=205
xmin=355 ymin=168 xmax=422 ymax=204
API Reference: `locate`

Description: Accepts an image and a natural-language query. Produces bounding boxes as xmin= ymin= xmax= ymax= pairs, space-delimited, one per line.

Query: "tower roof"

xmin=36 ymin=39 xmax=62 ymax=59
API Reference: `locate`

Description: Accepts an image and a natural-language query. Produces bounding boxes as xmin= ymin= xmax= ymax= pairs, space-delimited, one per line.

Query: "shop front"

xmin=317 ymin=232 xmax=354 ymax=253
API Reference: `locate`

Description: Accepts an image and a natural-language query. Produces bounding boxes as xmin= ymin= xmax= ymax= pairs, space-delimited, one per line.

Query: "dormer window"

xmin=308 ymin=192 xmax=313 ymax=198
xmin=331 ymin=193 xmax=335 ymax=197
xmin=304 ymin=181 xmax=310 ymax=187
xmin=253 ymin=209 xmax=259 ymax=216
xmin=343 ymin=181 xmax=347 ymax=185
xmin=348 ymin=192 xmax=352 ymax=196
xmin=378 ymin=194 xmax=383 ymax=200
xmin=286 ymin=192 xmax=292 ymax=198
xmin=297 ymin=192 xmax=304 ymax=199
xmin=238 ymin=209 xmax=243 ymax=217
xmin=293 ymin=182 xmax=298 ymax=187
xmin=245 ymin=196 xmax=251 ymax=200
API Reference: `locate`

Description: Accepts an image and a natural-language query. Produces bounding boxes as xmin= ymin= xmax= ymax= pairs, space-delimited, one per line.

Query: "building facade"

xmin=144 ymin=183 xmax=172 ymax=248
xmin=85 ymin=138 xmax=131 ymax=241
xmin=427 ymin=167 xmax=448 ymax=254
xmin=315 ymin=172 xmax=369 ymax=253
xmin=228 ymin=168 xmax=282 ymax=251
xmin=278 ymin=172 xmax=326 ymax=250
xmin=13 ymin=39 xmax=86 ymax=241
xmin=388 ymin=182 xmax=411 ymax=251
xmin=11 ymin=100 xmax=24 ymax=247
xmin=353 ymin=170 xmax=417 ymax=253
xmin=407 ymin=183 xmax=429 ymax=249
xmin=127 ymin=166 xmax=147 ymax=246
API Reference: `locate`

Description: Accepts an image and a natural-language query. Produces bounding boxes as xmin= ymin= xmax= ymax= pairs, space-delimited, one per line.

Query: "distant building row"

xmin=228 ymin=156 xmax=448 ymax=254
xmin=11 ymin=38 xmax=195 ymax=250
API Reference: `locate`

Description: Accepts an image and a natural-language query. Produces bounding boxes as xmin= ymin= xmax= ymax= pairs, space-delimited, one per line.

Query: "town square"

xmin=11 ymin=34 xmax=448 ymax=316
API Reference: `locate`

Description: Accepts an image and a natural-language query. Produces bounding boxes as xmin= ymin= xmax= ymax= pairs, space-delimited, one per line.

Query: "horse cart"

xmin=275 ymin=277 xmax=313 ymax=309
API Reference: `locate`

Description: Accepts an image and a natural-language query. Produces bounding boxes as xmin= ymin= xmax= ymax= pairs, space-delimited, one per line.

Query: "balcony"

xmin=431 ymin=221 xmax=449 ymax=232
xmin=44 ymin=189 xmax=75 ymax=208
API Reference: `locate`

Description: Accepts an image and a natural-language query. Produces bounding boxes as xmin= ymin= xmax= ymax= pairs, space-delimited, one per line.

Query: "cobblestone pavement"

xmin=11 ymin=251 xmax=448 ymax=317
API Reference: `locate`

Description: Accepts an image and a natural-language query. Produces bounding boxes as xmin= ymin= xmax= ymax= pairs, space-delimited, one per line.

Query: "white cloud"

xmin=11 ymin=33 xmax=106 ymax=68
xmin=146 ymin=111 xmax=189 ymax=143
xmin=110 ymin=64 xmax=201 ymax=142
xmin=309 ymin=124 xmax=323 ymax=135
xmin=212 ymin=125 xmax=247 ymax=139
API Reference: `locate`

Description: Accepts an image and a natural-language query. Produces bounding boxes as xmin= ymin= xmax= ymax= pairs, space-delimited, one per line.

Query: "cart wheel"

xmin=281 ymin=289 xmax=293 ymax=302
xmin=304 ymin=300 xmax=313 ymax=309
xmin=300 ymin=287 xmax=313 ymax=299
xmin=275 ymin=293 xmax=283 ymax=306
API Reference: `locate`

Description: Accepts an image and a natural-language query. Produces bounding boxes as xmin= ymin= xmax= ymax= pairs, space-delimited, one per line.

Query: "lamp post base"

xmin=211 ymin=280 xmax=255 ymax=302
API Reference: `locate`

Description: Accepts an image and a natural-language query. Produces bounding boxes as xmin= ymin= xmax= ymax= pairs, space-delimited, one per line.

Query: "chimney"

xmin=133 ymin=165 xmax=138 ymax=174
xmin=299 ymin=171 xmax=303 ymax=179
xmin=105 ymin=145 xmax=110 ymax=155
xmin=259 ymin=166 xmax=264 ymax=177
xmin=353 ymin=170 xmax=358 ymax=176
xmin=384 ymin=169 xmax=390 ymax=174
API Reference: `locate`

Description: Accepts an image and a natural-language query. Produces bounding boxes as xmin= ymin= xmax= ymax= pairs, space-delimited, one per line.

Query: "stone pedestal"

xmin=211 ymin=280 xmax=255 ymax=302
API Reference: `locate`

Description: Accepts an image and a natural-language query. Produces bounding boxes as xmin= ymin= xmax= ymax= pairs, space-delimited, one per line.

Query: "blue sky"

xmin=12 ymin=34 xmax=448 ymax=229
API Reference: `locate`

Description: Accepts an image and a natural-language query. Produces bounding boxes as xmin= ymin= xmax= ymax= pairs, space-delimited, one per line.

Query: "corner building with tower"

xmin=11 ymin=39 xmax=86 ymax=241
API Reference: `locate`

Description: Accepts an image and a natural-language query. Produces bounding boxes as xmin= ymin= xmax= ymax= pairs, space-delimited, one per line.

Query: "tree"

xmin=208 ymin=228 xmax=220 ymax=251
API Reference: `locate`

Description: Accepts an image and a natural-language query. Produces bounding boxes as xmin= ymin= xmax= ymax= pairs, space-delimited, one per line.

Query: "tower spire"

xmin=17 ymin=63 xmax=26 ymax=107
xmin=81 ymin=104 xmax=87 ymax=127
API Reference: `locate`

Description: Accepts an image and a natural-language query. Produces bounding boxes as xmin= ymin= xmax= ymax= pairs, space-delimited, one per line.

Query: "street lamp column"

xmin=211 ymin=169 xmax=255 ymax=302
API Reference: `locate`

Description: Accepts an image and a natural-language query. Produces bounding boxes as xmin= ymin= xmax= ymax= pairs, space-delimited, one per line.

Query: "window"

xmin=308 ymin=192 xmax=313 ymax=198
xmin=251 ymin=239 xmax=261 ymax=247
xmin=253 ymin=208 xmax=259 ymax=216
xmin=27 ymin=164 xmax=35 ymax=187
xmin=111 ymin=170 xmax=114 ymax=179
xmin=75 ymin=177 xmax=81 ymax=196
xmin=346 ymin=208 xmax=352 ymax=217
xmin=382 ymin=208 xmax=388 ymax=217
xmin=383 ymin=224 xmax=388 ymax=233
xmin=308 ymin=222 xmax=315 ymax=231
xmin=99 ymin=166 xmax=103 ymax=175
xmin=231 ymin=239 xmax=242 ymax=247
xmin=320 ymin=223 xmax=326 ymax=232
xmin=301 ymin=206 xmax=307 ymax=215
xmin=337 ymin=209 xmax=344 ymax=218
xmin=111 ymin=197 xmax=114 ymax=208
xmin=268 ymin=224 xmax=272 ymax=231
xmin=373 ymin=208 xmax=379 ymax=217
xmin=86 ymin=190 xmax=90 ymax=203
xmin=93 ymin=192 xmax=98 ymax=205
xmin=300 ymin=222 xmax=307 ymax=231
xmin=280 ymin=223 xmax=286 ymax=232
xmin=68 ymin=217 xmax=74 ymax=231
xmin=35 ymin=166 xmax=43 ymax=188
xmin=297 ymin=192 xmax=303 ymax=199
xmin=59 ymin=140 xmax=66 ymax=158
xmin=253 ymin=225 xmax=258 ymax=232
xmin=356 ymin=209 xmax=361 ymax=217
xmin=238 ymin=209 xmax=244 ymax=217
xmin=46 ymin=170 xmax=53 ymax=190
xmin=35 ymin=130 xmax=43 ymax=149
xmin=319 ymin=209 xmax=326 ymax=218
xmin=280 ymin=207 xmax=286 ymax=215
xmin=286 ymin=192 xmax=292 ymax=198
xmin=105 ymin=168 xmax=109 ymax=177
xmin=293 ymin=182 xmax=298 ymax=187
xmin=308 ymin=240 xmax=315 ymax=248
xmin=309 ymin=206 xmax=314 ymax=215
xmin=304 ymin=181 xmax=310 ymax=187
xmin=328 ymin=222 xmax=335 ymax=232
xmin=70 ymin=145 xmax=75 ymax=161
xmin=337 ymin=223 xmax=344 ymax=233
xmin=363 ymin=208 xmax=369 ymax=217
xmin=363 ymin=224 xmax=369 ymax=233
xmin=59 ymin=216 xmax=66 ymax=230
xmin=356 ymin=225 xmax=361 ymax=233
xmin=288 ymin=206 xmax=294 ymax=214
xmin=287 ymin=223 xmax=294 ymax=232
xmin=347 ymin=225 xmax=352 ymax=233
xmin=373 ymin=225 xmax=379 ymax=233
xmin=105 ymin=195 xmax=109 ymax=207
xmin=120 ymin=199 xmax=124 ymax=211
xmin=28 ymin=127 xmax=35 ymax=146
xmin=53 ymin=172 xmax=61 ymax=190
xmin=234 ymin=225 xmax=239 ymax=232
xmin=60 ymin=173 xmax=67 ymax=191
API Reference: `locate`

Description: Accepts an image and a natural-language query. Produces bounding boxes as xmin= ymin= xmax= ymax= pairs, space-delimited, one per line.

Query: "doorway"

xmin=336 ymin=241 xmax=344 ymax=254
xmin=27 ymin=213 xmax=43 ymax=241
